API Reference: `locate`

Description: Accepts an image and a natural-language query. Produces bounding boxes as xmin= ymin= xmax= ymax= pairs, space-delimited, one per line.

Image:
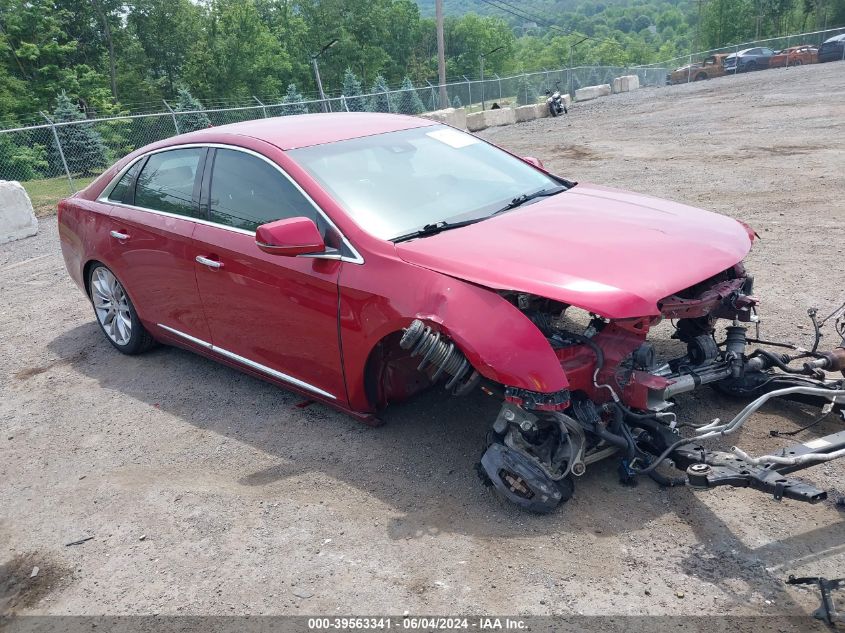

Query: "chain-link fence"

xmin=2 ymin=23 xmax=843 ymax=198
xmin=635 ymin=26 xmax=845 ymax=83
xmin=0 ymin=64 xmax=672 ymax=194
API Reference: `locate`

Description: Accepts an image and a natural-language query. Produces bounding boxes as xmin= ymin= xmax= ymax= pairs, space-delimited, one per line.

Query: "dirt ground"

xmin=1 ymin=62 xmax=844 ymax=623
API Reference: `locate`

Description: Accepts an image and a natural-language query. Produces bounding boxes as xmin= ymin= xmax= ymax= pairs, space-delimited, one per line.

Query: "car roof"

xmin=826 ymin=34 xmax=845 ymax=41
xmin=176 ymin=112 xmax=436 ymax=151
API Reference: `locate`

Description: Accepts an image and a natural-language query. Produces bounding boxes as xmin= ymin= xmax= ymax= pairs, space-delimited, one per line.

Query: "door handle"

xmin=196 ymin=255 xmax=223 ymax=269
xmin=110 ymin=230 xmax=130 ymax=240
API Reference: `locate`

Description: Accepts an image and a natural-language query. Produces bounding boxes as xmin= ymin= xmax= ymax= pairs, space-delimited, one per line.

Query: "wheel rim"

xmin=92 ymin=268 xmax=132 ymax=345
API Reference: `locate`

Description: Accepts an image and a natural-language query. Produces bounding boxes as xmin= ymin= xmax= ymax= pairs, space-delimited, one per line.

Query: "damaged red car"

xmin=59 ymin=113 xmax=845 ymax=513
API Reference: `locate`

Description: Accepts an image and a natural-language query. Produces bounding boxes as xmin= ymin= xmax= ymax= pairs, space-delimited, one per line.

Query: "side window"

xmin=135 ymin=148 xmax=203 ymax=218
xmin=209 ymin=148 xmax=315 ymax=232
xmin=107 ymin=160 xmax=143 ymax=203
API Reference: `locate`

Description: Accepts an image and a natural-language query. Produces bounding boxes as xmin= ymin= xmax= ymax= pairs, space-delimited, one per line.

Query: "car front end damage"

xmin=399 ymin=259 xmax=845 ymax=513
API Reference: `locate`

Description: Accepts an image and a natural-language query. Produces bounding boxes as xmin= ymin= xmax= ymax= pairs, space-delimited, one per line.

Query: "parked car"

xmin=57 ymin=113 xmax=845 ymax=514
xmin=723 ymin=47 xmax=775 ymax=72
xmin=768 ymin=44 xmax=818 ymax=67
xmin=668 ymin=54 xmax=728 ymax=84
xmin=818 ymin=33 xmax=845 ymax=62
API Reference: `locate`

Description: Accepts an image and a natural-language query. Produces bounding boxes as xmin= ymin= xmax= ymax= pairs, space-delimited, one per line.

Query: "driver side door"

xmin=192 ymin=146 xmax=347 ymax=404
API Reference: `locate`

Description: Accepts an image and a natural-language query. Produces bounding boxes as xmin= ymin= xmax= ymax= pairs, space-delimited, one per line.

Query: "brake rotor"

xmin=479 ymin=441 xmax=574 ymax=514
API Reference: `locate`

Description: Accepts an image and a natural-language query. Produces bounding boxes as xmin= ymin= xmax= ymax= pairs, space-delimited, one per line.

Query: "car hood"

xmin=394 ymin=184 xmax=753 ymax=319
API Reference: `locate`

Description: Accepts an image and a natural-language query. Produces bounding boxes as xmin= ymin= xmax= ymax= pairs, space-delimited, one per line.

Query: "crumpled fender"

xmin=413 ymin=283 xmax=569 ymax=392
xmin=339 ymin=256 xmax=569 ymax=413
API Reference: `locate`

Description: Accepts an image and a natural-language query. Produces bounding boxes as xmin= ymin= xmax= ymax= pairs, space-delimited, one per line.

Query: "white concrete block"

xmin=575 ymin=84 xmax=611 ymax=102
xmin=0 ymin=180 xmax=38 ymax=245
xmin=421 ymin=107 xmax=467 ymax=130
xmin=534 ymin=103 xmax=550 ymax=118
xmin=482 ymin=108 xmax=516 ymax=127
xmin=515 ymin=105 xmax=537 ymax=123
xmin=466 ymin=111 xmax=487 ymax=132
xmin=612 ymin=75 xmax=641 ymax=94
xmin=450 ymin=107 xmax=467 ymax=130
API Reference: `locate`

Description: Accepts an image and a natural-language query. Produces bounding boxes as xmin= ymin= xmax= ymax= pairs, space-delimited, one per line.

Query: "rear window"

xmin=107 ymin=160 xmax=143 ymax=203
xmin=135 ymin=148 xmax=203 ymax=218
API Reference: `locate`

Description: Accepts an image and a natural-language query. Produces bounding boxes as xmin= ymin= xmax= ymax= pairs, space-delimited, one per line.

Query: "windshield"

xmin=288 ymin=125 xmax=563 ymax=241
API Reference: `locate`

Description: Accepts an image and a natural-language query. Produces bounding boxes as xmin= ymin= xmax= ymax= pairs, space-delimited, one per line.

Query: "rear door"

xmin=104 ymin=147 xmax=212 ymax=343
xmin=191 ymin=146 xmax=347 ymax=403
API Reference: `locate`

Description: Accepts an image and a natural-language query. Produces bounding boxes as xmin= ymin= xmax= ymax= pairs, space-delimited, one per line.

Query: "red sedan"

xmin=59 ymin=113 xmax=845 ymax=513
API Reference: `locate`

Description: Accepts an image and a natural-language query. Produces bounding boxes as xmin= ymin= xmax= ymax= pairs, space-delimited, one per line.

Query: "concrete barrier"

xmin=612 ymin=75 xmax=641 ymax=94
xmin=575 ymin=84 xmax=611 ymax=102
xmin=466 ymin=111 xmax=487 ymax=132
xmin=482 ymin=107 xmax=516 ymax=128
xmin=451 ymin=107 xmax=467 ymax=130
xmin=515 ymin=105 xmax=537 ymax=122
xmin=0 ymin=180 xmax=38 ymax=245
xmin=534 ymin=103 xmax=550 ymax=118
xmin=420 ymin=107 xmax=467 ymax=129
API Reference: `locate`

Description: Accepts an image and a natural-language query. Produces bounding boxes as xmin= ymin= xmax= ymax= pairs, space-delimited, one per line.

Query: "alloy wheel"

xmin=92 ymin=267 xmax=132 ymax=346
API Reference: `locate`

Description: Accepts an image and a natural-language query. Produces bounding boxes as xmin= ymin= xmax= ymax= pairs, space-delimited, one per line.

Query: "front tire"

xmin=695 ymin=72 xmax=708 ymax=81
xmin=89 ymin=264 xmax=155 ymax=355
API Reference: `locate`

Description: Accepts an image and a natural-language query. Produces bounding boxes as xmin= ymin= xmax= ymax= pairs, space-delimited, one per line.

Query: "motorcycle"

xmin=546 ymin=83 xmax=567 ymax=117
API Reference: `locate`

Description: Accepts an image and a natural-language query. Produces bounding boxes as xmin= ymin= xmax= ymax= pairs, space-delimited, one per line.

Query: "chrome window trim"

xmin=158 ymin=323 xmax=336 ymax=400
xmin=98 ymin=142 xmax=364 ymax=265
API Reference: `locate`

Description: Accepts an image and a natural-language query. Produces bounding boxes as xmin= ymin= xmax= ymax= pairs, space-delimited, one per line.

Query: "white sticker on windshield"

xmin=426 ymin=128 xmax=480 ymax=149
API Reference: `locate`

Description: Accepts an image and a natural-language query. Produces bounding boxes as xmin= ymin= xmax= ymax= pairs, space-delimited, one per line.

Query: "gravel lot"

xmin=1 ymin=62 xmax=844 ymax=624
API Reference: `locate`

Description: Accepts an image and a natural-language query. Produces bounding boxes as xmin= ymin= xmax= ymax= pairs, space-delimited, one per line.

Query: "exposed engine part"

xmin=687 ymin=334 xmax=719 ymax=366
xmin=673 ymin=315 xmax=716 ymax=342
xmin=631 ymin=343 xmax=656 ymax=371
xmin=400 ymin=319 xmax=479 ymax=395
xmin=731 ymin=443 xmax=845 ymax=467
xmin=802 ymin=342 xmax=845 ymax=378
xmin=693 ymin=386 xmax=845 ymax=440
xmin=786 ymin=575 xmax=844 ymax=626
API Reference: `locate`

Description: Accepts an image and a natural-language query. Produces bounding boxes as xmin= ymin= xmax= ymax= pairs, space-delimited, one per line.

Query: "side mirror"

xmin=521 ymin=156 xmax=544 ymax=169
xmin=255 ymin=217 xmax=325 ymax=256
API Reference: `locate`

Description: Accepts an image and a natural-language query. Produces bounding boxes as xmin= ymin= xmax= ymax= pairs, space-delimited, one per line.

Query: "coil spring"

xmin=399 ymin=319 xmax=476 ymax=393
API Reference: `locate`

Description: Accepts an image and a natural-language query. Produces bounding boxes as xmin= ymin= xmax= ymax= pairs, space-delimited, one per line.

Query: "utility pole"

xmin=436 ymin=0 xmax=447 ymax=108
xmin=480 ymin=45 xmax=504 ymax=111
xmin=311 ymin=39 xmax=338 ymax=113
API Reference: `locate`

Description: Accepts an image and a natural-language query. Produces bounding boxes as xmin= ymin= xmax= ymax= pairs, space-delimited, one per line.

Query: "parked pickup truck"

xmin=667 ymin=54 xmax=728 ymax=84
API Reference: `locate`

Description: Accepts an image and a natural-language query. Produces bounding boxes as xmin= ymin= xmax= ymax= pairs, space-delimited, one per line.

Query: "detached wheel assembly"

xmin=480 ymin=441 xmax=574 ymax=514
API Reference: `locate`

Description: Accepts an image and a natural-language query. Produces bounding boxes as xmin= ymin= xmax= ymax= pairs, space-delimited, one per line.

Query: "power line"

xmin=477 ymin=0 xmax=619 ymax=47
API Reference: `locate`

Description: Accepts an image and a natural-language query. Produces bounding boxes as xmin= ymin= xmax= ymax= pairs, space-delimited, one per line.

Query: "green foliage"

xmin=0 ymin=0 xmax=843 ymax=181
xmin=395 ymin=76 xmax=426 ymax=114
xmin=368 ymin=75 xmax=392 ymax=113
xmin=281 ymin=84 xmax=308 ymax=115
xmin=342 ymin=69 xmax=366 ymax=112
xmin=516 ymin=75 xmax=533 ymax=106
xmin=50 ymin=93 xmax=107 ymax=176
xmin=0 ymin=133 xmax=48 ymax=180
xmin=173 ymin=87 xmax=210 ymax=132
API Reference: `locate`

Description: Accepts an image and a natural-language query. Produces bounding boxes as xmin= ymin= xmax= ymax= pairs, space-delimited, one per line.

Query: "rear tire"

xmin=89 ymin=264 xmax=156 ymax=355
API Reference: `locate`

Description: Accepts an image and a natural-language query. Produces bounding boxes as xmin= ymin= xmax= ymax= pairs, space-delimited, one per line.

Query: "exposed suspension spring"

xmin=400 ymin=319 xmax=479 ymax=394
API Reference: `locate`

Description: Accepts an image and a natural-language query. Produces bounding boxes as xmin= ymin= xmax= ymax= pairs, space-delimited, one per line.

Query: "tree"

xmin=368 ymin=75 xmax=391 ymax=113
xmin=50 ymin=92 xmax=107 ymax=176
xmin=395 ymin=76 xmax=425 ymax=114
xmin=173 ymin=87 xmax=210 ymax=132
xmin=281 ymin=84 xmax=307 ymax=115
xmin=342 ymin=68 xmax=366 ymax=112
xmin=0 ymin=133 xmax=48 ymax=181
